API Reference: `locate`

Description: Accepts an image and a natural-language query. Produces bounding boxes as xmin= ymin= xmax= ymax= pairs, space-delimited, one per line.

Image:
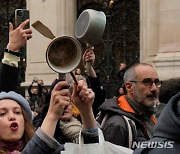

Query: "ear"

xmin=125 ymin=82 xmax=134 ymax=94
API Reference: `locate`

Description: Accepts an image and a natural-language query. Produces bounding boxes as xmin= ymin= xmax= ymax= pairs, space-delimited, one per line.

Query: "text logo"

xmin=132 ymin=141 xmax=174 ymax=149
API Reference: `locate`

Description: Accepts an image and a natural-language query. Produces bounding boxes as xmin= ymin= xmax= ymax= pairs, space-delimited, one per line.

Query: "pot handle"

xmin=85 ymin=43 xmax=93 ymax=75
xmin=31 ymin=20 xmax=55 ymax=39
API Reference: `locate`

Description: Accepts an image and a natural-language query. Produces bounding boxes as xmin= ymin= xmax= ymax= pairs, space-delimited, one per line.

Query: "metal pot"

xmin=75 ymin=9 xmax=106 ymax=44
xmin=31 ymin=21 xmax=82 ymax=82
xmin=46 ymin=36 xmax=82 ymax=74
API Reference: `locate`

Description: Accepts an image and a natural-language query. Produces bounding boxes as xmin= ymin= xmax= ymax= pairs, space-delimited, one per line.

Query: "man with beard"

xmin=97 ymin=63 xmax=161 ymax=149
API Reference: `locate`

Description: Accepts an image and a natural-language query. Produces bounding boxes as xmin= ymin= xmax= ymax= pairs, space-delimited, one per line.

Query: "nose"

xmin=150 ymin=82 xmax=158 ymax=91
xmin=8 ymin=112 xmax=16 ymax=121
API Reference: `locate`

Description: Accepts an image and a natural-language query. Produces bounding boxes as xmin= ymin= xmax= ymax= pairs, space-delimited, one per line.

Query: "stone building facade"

xmin=22 ymin=0 xmax=180 ymax=89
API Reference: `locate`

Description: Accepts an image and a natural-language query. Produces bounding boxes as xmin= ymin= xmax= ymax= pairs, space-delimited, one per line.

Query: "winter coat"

xmin=21 ymin=127 xmax=98 ymax=154
xmin=133 ymin=92 xmax=180 ymax=154
xmin=98 ymin=96 xmax=156 ymax=149
xmin=21 ymin=128 xmax=62 ymax=154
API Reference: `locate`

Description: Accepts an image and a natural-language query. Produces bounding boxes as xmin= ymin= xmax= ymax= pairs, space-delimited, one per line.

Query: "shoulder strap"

xmin=99 ymin=112 xmax=137 ymax=149
xmin=97 ymin=97 xmax=117 ymax=128
xmin=122 ymin=115 xmax=136 ymax=148
xmin=100 ymin=113 xmax=111 ymax=128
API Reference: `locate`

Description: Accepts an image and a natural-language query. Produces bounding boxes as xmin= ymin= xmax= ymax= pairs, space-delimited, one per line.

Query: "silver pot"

xmin=32 ymin=21 xmax=82 ymax=74
xmin=46 ymin=36 xmax=82 ymax=74
xmin=75 ymin=9 xmax=106 ymax=44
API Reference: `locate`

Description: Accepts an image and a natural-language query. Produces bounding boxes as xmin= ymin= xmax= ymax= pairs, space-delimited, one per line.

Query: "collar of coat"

xmin=117 ymin=95 xmax=156 ymax=124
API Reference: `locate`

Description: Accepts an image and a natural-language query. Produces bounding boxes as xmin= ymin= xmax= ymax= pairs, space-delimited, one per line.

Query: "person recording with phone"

xmin=0 ymin=19 xmax=32 ymax=92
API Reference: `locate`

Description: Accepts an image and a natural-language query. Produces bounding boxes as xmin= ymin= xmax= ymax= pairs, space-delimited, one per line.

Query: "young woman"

xmin=0 ymin=91 xmax=34 ymax=153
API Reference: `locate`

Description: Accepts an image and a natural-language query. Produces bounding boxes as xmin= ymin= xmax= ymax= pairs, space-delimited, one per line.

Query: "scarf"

xmin=117 ymin=95 xmax=157 ymax=138
xmin=59 ymin=116 xmax=82 ymax=143
xmin=0 ymin=139 xmax=24 ymax=153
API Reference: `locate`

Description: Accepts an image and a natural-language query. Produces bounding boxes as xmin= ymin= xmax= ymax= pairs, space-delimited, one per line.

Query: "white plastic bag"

xmin=61 ymin=129 xmax=133 ymax=154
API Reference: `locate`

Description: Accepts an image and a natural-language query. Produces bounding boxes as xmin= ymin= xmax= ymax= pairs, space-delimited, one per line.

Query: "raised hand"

xmin=82 ymin=47 xmax=97 ymax=77
xmin=48 ymin=81 xmax=70 ymax=121
xmin=72 ymin=80 xmax=96 ymax=128
xmin=6 ymin=19 xmax=32 ymax=51
xmin=41 ymin=81 xmax=70 ymax=137
xmin=82 ymin=46 xmax=95 ymax=67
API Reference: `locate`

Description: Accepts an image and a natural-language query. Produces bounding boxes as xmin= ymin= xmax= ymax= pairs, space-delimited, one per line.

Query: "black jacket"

xmin=87 ymin=76 xmax=106 ymax=117
xmin=98 ymin=96 xmax=155 ymax=148
xmin=133 ymin=92 xmax=180 ymax=154
xmin=0 ymin=63 xmax=19 ymax=92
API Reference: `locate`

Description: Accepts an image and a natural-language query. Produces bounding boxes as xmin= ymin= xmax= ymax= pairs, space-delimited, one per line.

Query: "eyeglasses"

xmin=130 ymin=78 xmax=162 ymax=88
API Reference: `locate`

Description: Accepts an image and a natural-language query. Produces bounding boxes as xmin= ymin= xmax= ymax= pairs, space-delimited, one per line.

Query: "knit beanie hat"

xmin=0 ymin=91 xmax=33 ymax=121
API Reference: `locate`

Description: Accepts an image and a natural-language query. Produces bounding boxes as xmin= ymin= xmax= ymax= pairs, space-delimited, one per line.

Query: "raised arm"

xmin=0 ymin=19 xmax=32 ymax=92
xmin=41 ymin=81 xmax=70 ymax=137
xmin=72 ymin=80 xmax=96 ymax=129
xmin=7 ymin=19 xmax=32 ymax=51
xmin=82 ymin=47 xmax=106 ymax=117
xmin=83 ymin=46 xmax=97 ymax=77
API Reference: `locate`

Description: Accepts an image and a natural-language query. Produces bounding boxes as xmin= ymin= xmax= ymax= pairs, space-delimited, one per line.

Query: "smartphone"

xmin=15 ymin=9 xmax=30 ymax=29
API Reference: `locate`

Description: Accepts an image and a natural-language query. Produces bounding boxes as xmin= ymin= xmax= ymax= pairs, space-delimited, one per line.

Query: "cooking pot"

xmin=75 ymin=9 xmax=106 ymax=44
xmin=31 ymin=21 xmax=82 ymax=82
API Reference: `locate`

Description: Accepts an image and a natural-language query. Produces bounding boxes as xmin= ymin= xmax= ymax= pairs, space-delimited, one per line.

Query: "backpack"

xmin=97 ymin=112 xmax=137 ymax=148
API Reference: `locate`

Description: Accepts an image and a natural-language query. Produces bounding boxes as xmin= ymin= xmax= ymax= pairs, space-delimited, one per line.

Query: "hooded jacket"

xmin=133 ymin=92 xmax=180 ymax=154
xmin=98 ymin=96 xmax=156 ymax=148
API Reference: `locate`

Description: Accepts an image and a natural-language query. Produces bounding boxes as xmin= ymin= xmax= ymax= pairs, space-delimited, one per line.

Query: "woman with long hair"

xmin=0 ymin=91 xmax=34 ymax=153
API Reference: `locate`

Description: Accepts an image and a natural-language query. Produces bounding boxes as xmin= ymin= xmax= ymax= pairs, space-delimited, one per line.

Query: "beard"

xmin=133 ymin=87 xmax=158 ymax=115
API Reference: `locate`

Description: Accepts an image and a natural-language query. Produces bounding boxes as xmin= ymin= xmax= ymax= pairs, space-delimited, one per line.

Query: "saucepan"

xmin=32 ymin=21 xmax=82 ymax=83
xmin=75 ymin=9 xmax=106 ymax=73
xmin=75 ymin=9 xmax=106 ymax=44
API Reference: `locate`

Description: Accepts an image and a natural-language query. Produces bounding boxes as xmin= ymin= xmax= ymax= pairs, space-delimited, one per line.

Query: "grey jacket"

xmin=22 ymin=127 xmax=99 ymax=154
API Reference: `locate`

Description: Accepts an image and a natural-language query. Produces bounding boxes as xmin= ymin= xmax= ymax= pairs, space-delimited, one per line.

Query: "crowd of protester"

xmin=0 ymin=17 xmax=179 ymax=154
